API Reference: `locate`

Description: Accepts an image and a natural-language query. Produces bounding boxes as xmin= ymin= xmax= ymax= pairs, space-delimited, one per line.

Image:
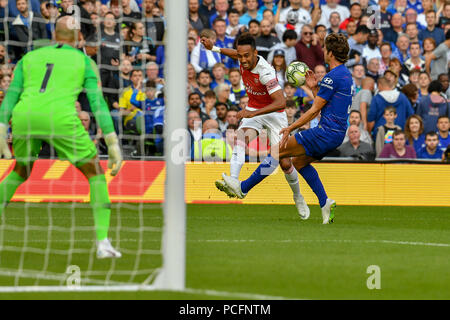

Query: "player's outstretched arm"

xmin=83 ymin=57 xmax=123 ymax=175
xmin=200 ymin=37 xmax=239 ymax=60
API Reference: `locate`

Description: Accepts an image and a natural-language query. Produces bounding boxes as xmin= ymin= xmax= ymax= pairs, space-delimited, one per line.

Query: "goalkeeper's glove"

xmin=104 ymin=132 xmax=122 ymax=176
xmin=0 ymin=123 xmax=12 ymax=160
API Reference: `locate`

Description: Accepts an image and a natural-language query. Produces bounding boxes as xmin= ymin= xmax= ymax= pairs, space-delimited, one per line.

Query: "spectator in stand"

xmin=248 ymin=19 xmax=261 ymax=38
xmin=271 ymin=49 xmax=287 ymax=89
xmin=408 ymin=69 xmax=421 ymax=88
xmin=338 ymin=125 xmax=375 ymax=161
xmin=188 ymin=92 xmax=210 ymax=123
xmin=318 ymin=0 xmax=350 ymax=29
xmin=284 ymin=82 xmax=311 ymax=110
xmin=240 ymin=0 xmax=263 ymax=26
xmin=362 ymin=30 xmax=382 ymax=65
xmin=418 ymin=70 xmax=431 ymax=100
xmin=239 ymin=95 xmax=249 ymax=111
xmin=384 ymin=69 xmax=401 ymax=90
xmin=125 ymin=21 xmax=156 ymax=67
xmin=196 ymin=69 xmax=213 ymax=97
xmin=387 ymin=0 xmax=407 ymax=16
xmin=315 ymin=24 xmax=327 ymax=48
xmin=425 ymin=29 xmax=450 ymax=80
xmin=294 ymin=24 xmax=324 ymax=69
xmin=202 ymin=89 xmax=218 ymax=119
xmin=383 ymin=13 xmax=404 ymax=44
xmin=145 ymin=62 xmax=164 ymax=91
xmin=79 ymin=0 xmax=97 ymax=42
xmin=416 ymin=80 xmax=450 ymax=133
xmin=401 ymin=83 xmax=420 ymax=112
xmin=327 ymin=12 xmax=344 ymax=35
xmin=256 ymin=19 xmax=280 ymax=60
xmin=209 ymin=0 xmax=229 ymax=27
xmin=226 ymin=105 xmax=239 ymax=124
xmin=0 ymin=74 xmax=10 ymax=91
xmin=351 ymin=77 xmax=375 ymax=129
xmin=345 ymin=19 xmax=357 ymax=37
xmin=142 ymin=0 xmax=165 ymax=43
xmin=114 ymin=69 xmax=146 ymax=135
xmin=438 ymin=3 xmax=450 ymax=29
xmin=99 ymin=11 xmax=121 ymax=108
xmin=346 ymin=25 xmax=370 ymax=68
xmin=417 ymin=132 xmax=444 ymax=159
xmin=404 ymin=41 xmax=425 ymax=72
xmin=11 ymin=0 xmax=47 ymax=57
xmin=392 ymin=34 xmax=410 ymax=65
xmin=389 ymin=57 xmax=409 ymax=87
xmin=227 ymin=9 xmax=245 ymax=37
xmin=343 ymin=110 xmax=373 ymax=146
xmin=199 ymin=0 xmax=215 ymax=26
xmin=228 ymin=68 xmax=246 ymax=105
xmin=352 ymin=64 xmax=365 ymax=94
xmin=213 ymin=18 xmax=239 ymax=69
xmin=419 ymin=10 xmax=445 ymax=45
xmin=215 ymin=82 xmax=233 ymax=107
xmin=189 ymin=0 xmax=209 ymax=33
xmin=438 ymin=73 xmax=450 ymax=98
xmin=366 ymin=58 xmax=381 ymax=82
xmin=405 ymin=22 xmax=421 ymax=46
xmin=405 ymin=114 xmax=426 ymax=153
xmin=437 ymin=115 xmax=450 ymax=152
xmin=379 ymin=42 xmax=392 ymax=75
xmin=278 ymin=0 xmax=311 ymax=25
xmin=232 ymin=0 xmax=246 ymax=16
xmin=375 ymin=106 xmax=402 ymax=156
xmin=191 ymin=29 xmax=221 ymax=73
xmin=378 ymin=130 xmax=417 ymax=159
xmin=368 ymin=76 xmax=414 ymax=138
xmin=404 ymin=7 xmax=426 ymax=30
xmin=285 ymin=100 xmax=298 ymax=126
xmin=188 ymin=110 xmax=202 ymax=153
xmin=275 ymin=8 xmax=301 ymax=41
xmin=187 ymin=64 xmax=199 ymax=91
xmin=422 ymin=37 xmax=436 ymax=67
xmin=268 ymin=29 xmax=298 ymax=65
xmin=120 ymin=0 xmax=142 ymax=28
xmin=214 ymin=102 xmax=229 ymax=132
xmin=378 ymin=0 xmax=393 ymax=32
xmin=314 ymin=64 xmax=327 ymax=82
xmin=339 ymin=3 xmax=362 ymax=31
xmin=211 ymin=63 xmax=231 ymax=90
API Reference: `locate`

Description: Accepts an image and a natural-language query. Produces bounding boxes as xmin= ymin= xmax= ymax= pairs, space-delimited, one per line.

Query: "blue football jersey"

xmin=317 ymin=64 xmax=353 ymax=133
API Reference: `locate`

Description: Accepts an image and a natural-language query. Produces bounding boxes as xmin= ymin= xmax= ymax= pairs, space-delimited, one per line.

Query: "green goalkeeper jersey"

xmin=0 ymin=44 xmax=114 ymax=135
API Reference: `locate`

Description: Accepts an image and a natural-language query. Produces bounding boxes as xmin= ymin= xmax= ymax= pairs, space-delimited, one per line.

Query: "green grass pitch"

xmin=0 ymin=203 xmax=449 ymax=300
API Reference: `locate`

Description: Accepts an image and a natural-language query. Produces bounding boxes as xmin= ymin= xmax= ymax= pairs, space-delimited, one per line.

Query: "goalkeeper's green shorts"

xmin=12 ymin=120 xmax=97 ymax=167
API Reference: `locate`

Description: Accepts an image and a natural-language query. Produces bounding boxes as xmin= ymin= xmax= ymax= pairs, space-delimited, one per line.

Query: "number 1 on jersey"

xmin=40 ymin=63 xmax=54 ymax=93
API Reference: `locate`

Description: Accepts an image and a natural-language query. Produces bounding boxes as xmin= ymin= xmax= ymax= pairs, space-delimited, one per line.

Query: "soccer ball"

xmin=286 ymin=61 xmax=309 ymax=87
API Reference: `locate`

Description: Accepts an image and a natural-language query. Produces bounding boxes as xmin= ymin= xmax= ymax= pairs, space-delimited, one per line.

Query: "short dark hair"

xmin=286 ymin=100 xmax=297 ymax=108
xmin=314 ymin=24 xmax=326 ymax=33
xmin=248 ymin=19 xmax=260 ymax=27
xmin=425 ymin=131 xmax=439 ymax=139
xmin=228 ymin=8 xmax=240 ymax=15
xmin=213 ymin=17 xmax=227 ymax=25
xmin=197 ymin=69 xmax=211 ymax=79
xmin=410 ymin=41 xmax=421 ymax=48
xmin=349 ymin=110 xmax=362 ymax=118
xmin=428 ymin=80 xmax=444 ymax=93
xmin=282 ymin=29 xmax=298 ymax=42
xmin=350 ymin=2 xmax=361 ymax=9
xmin=355 ymin=25 xmax=370 ymax=35
xmin=324 ymin=33 xmax=349 ymax=63
xmin=236 ymin=32 xmax=256 ymax=49
xmin=380 ymin=42 xmax=392 ymax=50
xmin=438 ymin=73 xmax=449 ymax=80
xmin=189 ymin=92 xmax=201 ymax=100
xmin=392 ymin=130 xmax=405 ymax=139
xmin=204 ymin=89 xmax=216 ymax=98
xmin=215 ymin=102 xmax=229 ymax=110
xmin=438 ymin=115 xmax=450 ymax=122
xmin=130 ymin=69 xmax=143 ymax=77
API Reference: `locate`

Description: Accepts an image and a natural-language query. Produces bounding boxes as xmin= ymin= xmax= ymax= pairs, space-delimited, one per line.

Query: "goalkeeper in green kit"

xmin=0 ymin=16 xmax=123 ymax=259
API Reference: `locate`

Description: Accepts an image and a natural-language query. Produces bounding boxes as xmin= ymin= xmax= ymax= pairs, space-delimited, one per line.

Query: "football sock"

xmin=283 ymin=165 xmax=301 ymax=198
xmin=241 ymin=154 xmax=278 ymax=194
xmin=230 ymin=142 xmax=245 ymax=179
xmin=89 ymin=175 xmax=111 ymax=241
xmin=298 ymin=164 xmax=327 ymax=208
xmin=0 ymin=171 xmax=25 ymax=216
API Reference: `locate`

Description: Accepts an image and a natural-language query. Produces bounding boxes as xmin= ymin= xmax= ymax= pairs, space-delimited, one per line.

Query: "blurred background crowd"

xmin=0 ymin=0 xmax=449 ymax=161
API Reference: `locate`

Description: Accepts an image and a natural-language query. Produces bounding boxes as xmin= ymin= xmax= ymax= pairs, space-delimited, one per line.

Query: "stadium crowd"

xmin=0 ymin=0 xmax=449 ymax=161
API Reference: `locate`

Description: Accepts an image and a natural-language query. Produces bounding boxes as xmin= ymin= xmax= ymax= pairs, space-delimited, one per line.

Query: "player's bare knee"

xmin=279 ymin=158 xmax=293 ymax=172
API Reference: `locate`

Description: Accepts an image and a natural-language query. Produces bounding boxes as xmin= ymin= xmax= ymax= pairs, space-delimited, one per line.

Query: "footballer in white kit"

xmin=200 ymin=33 xmax=310 ymax=219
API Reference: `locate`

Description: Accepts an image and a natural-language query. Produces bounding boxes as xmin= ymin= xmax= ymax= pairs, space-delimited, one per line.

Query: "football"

xmin=286 ymin=61 xmax=309 ymax=87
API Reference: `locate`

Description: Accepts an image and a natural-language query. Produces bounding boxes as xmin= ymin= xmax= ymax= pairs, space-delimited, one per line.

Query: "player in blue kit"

xmin=219 ymin=33 xmax=353 ymax=224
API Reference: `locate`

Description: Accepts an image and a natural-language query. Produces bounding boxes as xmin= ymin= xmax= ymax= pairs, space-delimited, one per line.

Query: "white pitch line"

xmin=182 ymin=287 xmax=303 ymax=300
xmin=1 ymin=239 xmax=449 ymax=247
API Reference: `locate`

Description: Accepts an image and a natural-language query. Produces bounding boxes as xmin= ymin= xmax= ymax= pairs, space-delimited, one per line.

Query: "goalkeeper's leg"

xmin=0 ymin=162 xmax=33 ymax=216
xmin=77 ymin=158 xmax=121 ymax=258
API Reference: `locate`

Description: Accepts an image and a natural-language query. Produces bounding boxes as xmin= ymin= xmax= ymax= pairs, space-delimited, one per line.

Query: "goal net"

xmin=0 ymin=0 xmax=186 ymax=292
